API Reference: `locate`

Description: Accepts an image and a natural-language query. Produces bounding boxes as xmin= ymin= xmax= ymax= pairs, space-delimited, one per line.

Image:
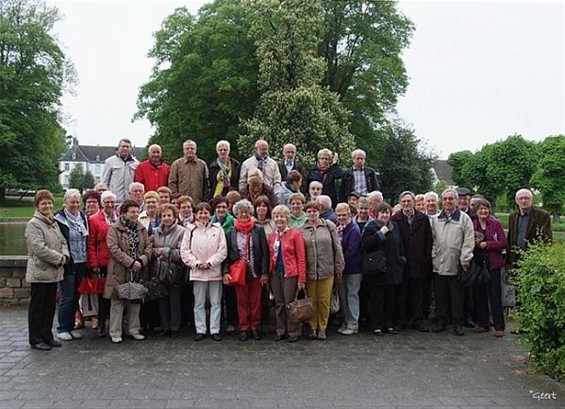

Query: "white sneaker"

xmin=111 ymin=336 xmax=122 ymax=343
xmin=337 ymin=325 xmax=346 ymax=334
xmin=70 ymin=330 xmax=82 ymax=339
xmin=341 ymin=328 xmax=358 ymax=336
xmin=128 ymin=333 xmax=145 ymax=341
xmin=57 ymin=332 xmax=73 ymax=341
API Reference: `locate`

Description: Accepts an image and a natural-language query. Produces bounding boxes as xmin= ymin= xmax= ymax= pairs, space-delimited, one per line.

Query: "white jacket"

xmin=431 ymin=209 xmax=474 ymax=276
xmin=238 ymin=156 xmax=282 ymax=192
xmin=101 ymin=154 xmax=139 ymax=202
xmin=180 ymin=222 xmax=227 ymax=282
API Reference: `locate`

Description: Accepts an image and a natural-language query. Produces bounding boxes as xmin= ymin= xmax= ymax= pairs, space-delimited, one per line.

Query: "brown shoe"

xmin=317 ymin=329 xmax=327 ymax=340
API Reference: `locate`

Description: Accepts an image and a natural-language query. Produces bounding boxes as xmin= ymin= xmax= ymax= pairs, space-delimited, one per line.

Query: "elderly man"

xmin=169 ymin=140 xmax=210 ymax=204
xmin=128 ymin=182 xmax=145 ymax=206
xmin=506 ymin=188 xmax=552 ymax=270
xmin=424 ymin=191 xmax=440 ymax=217
xmin=308 ymin=180 xmax=323 ymax=201
xmin=278 ymin=143 xmax=306 ymax=193
xmin=366 ymin=191 xmax=383 ymax=219
xmin=134 ymin=144 xmax=171 ymax=192
xmin=430 ymin=189 xmax=474 ymax=336
xmin=316 ymin=195 xmax=337 ymax=225
xmin=339 ymin=149 xmax=380 ymax=202
xmin=101 ymin=138 xmax=139 ymax=203
xmin=239 ymin=139 xmax=282 ymax=193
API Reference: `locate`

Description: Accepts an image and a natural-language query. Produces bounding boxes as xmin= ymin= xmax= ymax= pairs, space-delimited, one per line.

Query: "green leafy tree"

xmin=319 ymin=1 xmax=414 ymax=158
xmin=447 ymin=150 xmax=474 ymax=189
xmin=136 ymin=0 xmax=258 ymax=164
xmin=530 ymin=135 xmax=565 ymax=221
xmin=68 ymin=165 xmax=94 ymax=193
xmin=375 ymin=120 xmax=436 ymax=202
xmin=0 ymin=0 xmax=74 ymax=200
xmin=238 ymin=0 xmax=354 ymax=163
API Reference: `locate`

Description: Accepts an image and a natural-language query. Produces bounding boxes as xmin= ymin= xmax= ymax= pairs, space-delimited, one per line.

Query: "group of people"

xmin=24 ymin=137 xmax=553 ymax=351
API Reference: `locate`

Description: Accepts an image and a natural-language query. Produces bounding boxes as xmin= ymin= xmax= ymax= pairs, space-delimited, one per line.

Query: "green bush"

xmin=515 ymin=242 xmax=565 ymax=381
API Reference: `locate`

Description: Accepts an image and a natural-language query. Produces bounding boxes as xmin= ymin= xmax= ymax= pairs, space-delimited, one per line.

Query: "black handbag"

xmin=459 ymin=260 xmax=491 ymax=287
xmin=362 ymin=249 xmax=387 ymax=276
xmin=157 ymin=256 xmax=183 ymax=287
xmin=144 ymin=277 xmax=169 ymax=301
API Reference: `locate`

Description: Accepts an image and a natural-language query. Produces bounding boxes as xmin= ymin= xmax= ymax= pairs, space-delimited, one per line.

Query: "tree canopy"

xmin=0 ymin=0 xmax=73 ymax=198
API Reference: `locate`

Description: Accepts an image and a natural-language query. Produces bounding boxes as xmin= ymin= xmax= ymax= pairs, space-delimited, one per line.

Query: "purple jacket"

xmin=341 ymin=220 xmax=362 ymax=275
xmin=473 ymin=217 xmax=507 ymax=270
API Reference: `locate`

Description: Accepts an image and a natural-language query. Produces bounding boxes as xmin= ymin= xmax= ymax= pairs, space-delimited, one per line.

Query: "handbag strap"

xmin=243 ymin=233 xmax=251 ymax=260
xmin=295 ymin=287 xmax=308 ymax=301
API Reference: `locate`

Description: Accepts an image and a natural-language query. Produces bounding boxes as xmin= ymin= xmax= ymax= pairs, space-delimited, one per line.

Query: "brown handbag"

xmin=287 ymin=289 xmax=315 ymax=323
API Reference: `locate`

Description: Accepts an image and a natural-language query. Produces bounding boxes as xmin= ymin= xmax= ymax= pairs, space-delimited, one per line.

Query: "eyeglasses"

xmin=442 ymin=197 xmax=456 ymax=201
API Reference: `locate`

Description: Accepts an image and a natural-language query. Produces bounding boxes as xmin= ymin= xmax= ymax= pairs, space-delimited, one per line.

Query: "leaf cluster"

xmin=515 ymin=242 xmax=565 ymax=381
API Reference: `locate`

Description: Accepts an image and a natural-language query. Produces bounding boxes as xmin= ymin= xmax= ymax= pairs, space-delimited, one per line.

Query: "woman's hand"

xmin=335 ymin=272 xmax=343 ymax=285
xmin=223 ymin=275 xmax=231 ymax=285
xmin=260 ymin=274 xmax=268 ymax=286
xmin=132 ymin=261 xmax=142 ymax=272
xmin=297 ymin=282 xmax=306 ymax=291
xmin=380 ymin=225 xmax=389 ymax=235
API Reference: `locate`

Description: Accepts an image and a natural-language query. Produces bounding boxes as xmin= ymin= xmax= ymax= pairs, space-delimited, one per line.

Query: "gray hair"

xmin=216 ymin=140 xmax=230 ymax=151
xmin=128 ymin=182 xmax=145 ymax=193
xmin=64 ymin=188 xmax=81 ymax=201
xmin=441 ymin=188 xmax=459 ymax=199
xmin=317 ymin=148 xmax=332 ymax=159
xmin=316 ymin=195 xmax=332 ymax=210
xmin=351 ymin=149 xmax=366 ymax=159
xmin=515 ymin=188 xmax=533 ymax=201
xmin=398 ymin=190 xmax=415 ymax=202
xmin=424 ymin=191 xmax=438 ymax=201
xmin=367 ymin=191 xmax=383 ymax=201
xmin=100 ymin=191 xmax=117 ymax=202
xmin=148 ymin=144 xmax=161 ymax=153
xmin=233 ymin=199 xmax=254 ymax=217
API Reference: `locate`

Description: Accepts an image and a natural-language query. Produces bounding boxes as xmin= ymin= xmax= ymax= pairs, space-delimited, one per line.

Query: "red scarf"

xmin=235 ymin=218 xmax=254 ymax=234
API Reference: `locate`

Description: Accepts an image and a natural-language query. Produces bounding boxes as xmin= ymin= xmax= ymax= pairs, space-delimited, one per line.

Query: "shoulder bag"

xmin=287 ymin=288 xmax=316 ymax=323
xmin=228 ymin=233 xmax=249 ymax=286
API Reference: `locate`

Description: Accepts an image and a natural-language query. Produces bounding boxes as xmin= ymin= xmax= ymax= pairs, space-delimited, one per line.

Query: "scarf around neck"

xmin=121 ymin=216 xmax=140 ymax=260
xmin=235 ymin=218 xmax=254 ymax=234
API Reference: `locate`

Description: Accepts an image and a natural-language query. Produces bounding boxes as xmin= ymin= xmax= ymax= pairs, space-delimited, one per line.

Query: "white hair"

xmin=317 ymin=148 xmax=332 ymax=159
xmin=64 ymin=188 xmax=81 ymax=201
xmin=424 ymin=191 xmax=438 ymax=201
xmin=515 ymin=188 xmax=533 ymax=200
xmin=100 ymin=191 xmax=117 ymax=202
xmin=316 ymin=195 xmax=332 ymax=210
xmin=367 ymin=191 xmax=383 ymax=201
xmin=441 ymin=188 xmax=459 ymax=199
xmin=351 ymin=149 xmax=366 ymax=159
xmin=216 ymin=140 xmax=230 ymax=150
xmin=128 ymin=182 xmax=145 ymax=193
xmin=148 ymin=144 xmax=161 ymax=152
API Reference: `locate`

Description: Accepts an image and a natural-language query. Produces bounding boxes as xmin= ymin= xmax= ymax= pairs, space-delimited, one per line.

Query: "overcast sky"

xmin=47 ymin=0 xmax=565 ymax=159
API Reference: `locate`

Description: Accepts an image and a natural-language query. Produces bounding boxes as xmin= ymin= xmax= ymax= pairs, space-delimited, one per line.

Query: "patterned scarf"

xmin=121 ymin=216 xmax=140 ymax=260
xmin=216 ymin=158 xmax=231 ymax=189
xmin=64 ymin=209 xmax=88 ymax=237
xmin=255 ymin=154 xmax=267 ymax=174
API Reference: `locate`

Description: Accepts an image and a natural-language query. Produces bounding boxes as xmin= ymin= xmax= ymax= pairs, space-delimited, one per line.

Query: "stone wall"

xmin=0 ymin=256 xmax=30 ymax=305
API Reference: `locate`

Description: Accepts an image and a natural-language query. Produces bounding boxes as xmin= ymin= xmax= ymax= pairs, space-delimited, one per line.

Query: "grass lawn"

xmin=0 ymin=195 xmax=64 ymax=219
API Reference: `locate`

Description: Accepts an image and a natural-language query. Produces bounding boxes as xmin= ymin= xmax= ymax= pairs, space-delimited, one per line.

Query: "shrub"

xmin=515 ymin=242 xmax=565 ymax=381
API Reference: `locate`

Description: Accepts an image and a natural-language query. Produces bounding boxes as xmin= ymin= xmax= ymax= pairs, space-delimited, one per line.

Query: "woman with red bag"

xmin=222 ymin=199 xmax=269 ymax=342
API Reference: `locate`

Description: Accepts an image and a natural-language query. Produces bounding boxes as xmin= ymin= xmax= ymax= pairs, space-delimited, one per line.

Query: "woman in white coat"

xmin=181 ymin=202 xmax=227 ymax=341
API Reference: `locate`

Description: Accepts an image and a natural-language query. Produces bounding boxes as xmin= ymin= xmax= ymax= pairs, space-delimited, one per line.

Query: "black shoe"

xmin=273 ymin=334 xmax=283 ymax=341
xmin=463 ymin=319 xmax=475 ymax=328
xmin=170 ymin=331 xmax=179 ymax=338
xmin=194 ymin=333 xmax=204 ymax=341
xmin=212 ymin=333 xmax=222 ymax=341
xmin=45 ymin=339 xmax=62 ymax=347
xmin=156 ymin=330 xmax=170 ymax=337
xmin=432 ymin=322 xmax=446 ymax=333
xmin=453 ymin=325 xmax=464 ymax=336
xmin=239 ymin=332 xmax=248 ymax=342
xmin=414 ymin=322 xmax=429 ymax=333
xmin=97 ymin=328 xmax=107 ymax=338
xmin=251 ymin=329 xmax=261 ymax=340
xmin=31 ymin=342 xmax=51 ymax=351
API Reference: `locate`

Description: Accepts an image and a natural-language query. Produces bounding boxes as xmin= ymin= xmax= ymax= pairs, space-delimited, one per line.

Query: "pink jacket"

xmin=181 ymin=221 xmax=227 ymax=281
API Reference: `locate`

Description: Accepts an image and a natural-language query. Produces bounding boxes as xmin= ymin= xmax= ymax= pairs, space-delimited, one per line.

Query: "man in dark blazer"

xmin=278 ymin=143 xmax=307 ymax=193
xmin=339 ymin=149 xmax=380 ymax=203
xmin=506 ymin=188 xmax=552 ymax=270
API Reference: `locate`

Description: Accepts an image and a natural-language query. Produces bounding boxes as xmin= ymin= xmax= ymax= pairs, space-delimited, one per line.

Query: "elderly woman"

xmin=276 ymin=170 xmax=302 ymax=206
xmin=176 ymin=195 xmax=194 ymax=227
xmin=306 ymin=148 xmax=342 ymax=207
xmin=241 ymin=168 xmax=276 ymax=206
xmin=209 ymin=140 xmax=241 ymax=198
xmin=138 ymin=191 xmax=161 ymax=236
xmin=87 ymin=190 xmax=119 ymax=337
xmin=83 ymin=190 xmax=101 ymax=216
xmin=151 ymin=204 xmax=186 ymax=337
xmin=269 ymin=205 xmax=307 ymax=342
xmin=104 ymin=200 xmax=152 ymax=343
xmin=335 ymin=203 xmax=362 ymax=335
xmin=299 ymin=201 xmax=344 ymax=340
xmin=254 ymin=195 xmax=275 ymax=237
xmin=472 ymin=199 xmax=507 ymax=337
xmin=54 ymin=189 xmax=89 ymax=341
xmin=362 ymin=202 xmax=405 ymax=336
xmin=25 ymin=190 xmax=69 ymax=351
xmin=289 ymin=192 xmax=307 ymax=228
xmin=181 ymin=202 xmax=228 ymax=341
xmin=222 ymin=200 xmax=269 ymax=341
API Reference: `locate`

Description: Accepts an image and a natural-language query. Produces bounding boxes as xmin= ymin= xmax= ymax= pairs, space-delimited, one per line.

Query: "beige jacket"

xmin=25 ymin=211 xmax=69 ymax=283
xmin=180 ymin=222 xmax=227 ymax=282
xmin=169 ymin=156 xmax=210 ymax=204
xmin=299 ymin=219 xmax=345 ymax=280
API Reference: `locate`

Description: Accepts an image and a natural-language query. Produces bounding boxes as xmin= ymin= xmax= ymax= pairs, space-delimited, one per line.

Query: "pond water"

xmin=0 ymin=223 xmax=28 ymax=255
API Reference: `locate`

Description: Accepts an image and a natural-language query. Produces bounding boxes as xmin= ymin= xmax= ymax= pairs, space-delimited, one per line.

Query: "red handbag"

xmin=228 ymin=233 xmax=250 ymax=286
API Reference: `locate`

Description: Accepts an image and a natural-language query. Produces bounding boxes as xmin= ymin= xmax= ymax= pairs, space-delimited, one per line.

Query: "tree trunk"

xmin=0 ymin=187 xmax=5 ymax=201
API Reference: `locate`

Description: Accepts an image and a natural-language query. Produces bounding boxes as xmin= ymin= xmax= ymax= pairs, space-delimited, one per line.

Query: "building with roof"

xmin=58 ymin=138 xmax=145 ymax=189
xmin=431 ymin=160 xmax=454 ymax=187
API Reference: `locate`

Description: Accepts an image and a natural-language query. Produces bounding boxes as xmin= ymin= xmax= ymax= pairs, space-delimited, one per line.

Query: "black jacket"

xmin=362 ymin=219 xmax=405 ymax=286
xmin=391 ymin=210 xmax=432 ymax=278
xmin=209 ymin=157 xmax=241 ymax=198
xmin=339 ymin=167 xmax=380 ymax=202
xmin=307 ymin=163 xmax=342 ymax=207
xmin=278 ymin=159 xmax=307 ymax=193
xmin=222 ymin=224 xmax=270 ymax=280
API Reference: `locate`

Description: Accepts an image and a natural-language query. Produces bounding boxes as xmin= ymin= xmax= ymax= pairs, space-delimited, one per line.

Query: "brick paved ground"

xmin=0 ymin=306 xmax=562 ymax=409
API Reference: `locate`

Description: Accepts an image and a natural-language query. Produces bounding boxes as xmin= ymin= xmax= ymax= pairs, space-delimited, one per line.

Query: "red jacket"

xmin=88 ymin=212 xmax=114 ymax=269
xmin=268 ymin=228 xmax=307 ymax=284
xmin=134 ymin=160 xmax=171 ymax=192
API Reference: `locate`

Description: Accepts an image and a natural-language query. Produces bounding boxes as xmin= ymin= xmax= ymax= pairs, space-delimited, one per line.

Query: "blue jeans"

xmin=344 ymin=274 xmax=362 ymax=330
xmin=57 ymin=264 xmax=86 ymax=333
